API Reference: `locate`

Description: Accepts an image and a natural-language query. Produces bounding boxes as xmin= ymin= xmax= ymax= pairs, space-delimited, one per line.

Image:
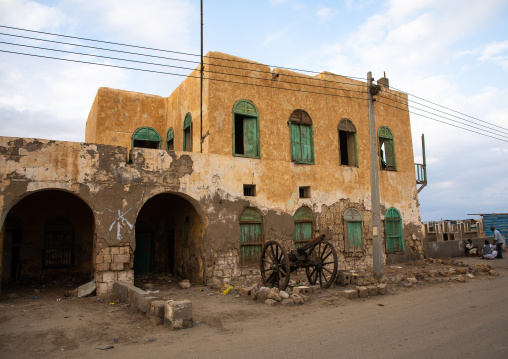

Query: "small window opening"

xmin=244 ymin=184 xmax=256 ymax=197
xmin=167 ymin=139 xmax=174 ymax=150
xmin=133 ymin=139 xmax=159 ymax=149
xmin=299 ymin=186 xmax=310 ymax=198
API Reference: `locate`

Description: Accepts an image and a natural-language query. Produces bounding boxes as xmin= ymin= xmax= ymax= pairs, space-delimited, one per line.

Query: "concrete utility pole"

xmin=368 ymin=71 xmax=383 ymax=278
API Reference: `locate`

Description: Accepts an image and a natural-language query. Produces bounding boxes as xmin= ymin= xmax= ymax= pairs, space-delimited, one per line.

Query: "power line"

xmin=0 ymin=24 xmax=367 ymax=81
xmin=377 ymin=93 xmax=508 ymax=138
xmin=0 ymin=40 xmax=367 ymax=96
xmin=0 ymin=31 xmax=368 ymax=91
xmin=376 ymin=99 xmax=508 ymax=143
xmin=0 ymin=49 xmax=369 ymax=102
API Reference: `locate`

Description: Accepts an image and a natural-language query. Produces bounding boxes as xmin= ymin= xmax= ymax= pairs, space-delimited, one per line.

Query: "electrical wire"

xmin=0 ymin=31 xmax=368 ymax=91
xmin=0 ymin=49 xmax=369 ymax=102
xmin=376 ymin=99 xmax=508 ymax=143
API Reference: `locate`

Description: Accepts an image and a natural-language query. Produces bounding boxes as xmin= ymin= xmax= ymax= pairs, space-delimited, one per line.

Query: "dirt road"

xmin=1 ymin=257 xmax=507 ymax=358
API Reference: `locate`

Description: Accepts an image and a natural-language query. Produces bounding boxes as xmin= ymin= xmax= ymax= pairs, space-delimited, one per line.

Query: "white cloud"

xmin=0 ymin=0 xmax=67 ymax=30
xmin=316 ymin=6 xmax=334 ymax=23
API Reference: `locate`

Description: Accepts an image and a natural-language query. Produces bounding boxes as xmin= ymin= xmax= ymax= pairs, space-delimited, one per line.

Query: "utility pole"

xmin=199 ymin=0 xmax=204 ymax=153
xmin=368 ymin=71 xmax=383 ymax=278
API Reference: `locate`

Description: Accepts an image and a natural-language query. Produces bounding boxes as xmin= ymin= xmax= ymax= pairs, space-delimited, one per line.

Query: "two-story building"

xmin=0 ymin=52 xmax=424 ymax=294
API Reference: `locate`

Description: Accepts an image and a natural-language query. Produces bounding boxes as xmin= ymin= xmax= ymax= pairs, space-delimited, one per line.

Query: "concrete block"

xmin=351 ymin=273 xmax=359 ymax=285
xmin=357 ymin=286 xmax=368 ymax=298
xmin=367 ymin=285 xmax=378 ymax=296
xmin=110 ymin=247 xmax=121 ymax=255
xmin=164 ymin=300 xmax=193 ymax=330
xmin=337 ymin=272 xmax=351 ymax=286
xmin=120 ymin=246 xmax=130 ymax=254
xmin=377 ymin=284 xmax=387 ymax=295
xmin=138 ymin=296 xmax=158 ymax=314
xmin=103 ymin=254 xmax=112 ymax=263
xmin=150 ymin=300 xmax=166 ymax=318
xmin=342 ymin=289 xmax=358 ymax=300
xmin=96 ymin=255 xmax=104 ymax=264
xmin=293 ymin=286 xmax=312 ymax=295
xmin=117 ymin=270 xmax=134 ymax=283
xmin=113 ymin=282 xmax=129 ymax=302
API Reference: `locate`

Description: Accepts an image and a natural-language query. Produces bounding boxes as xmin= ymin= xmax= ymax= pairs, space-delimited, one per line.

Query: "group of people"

xmin=465 ymin=227 xmax=505 ymax=260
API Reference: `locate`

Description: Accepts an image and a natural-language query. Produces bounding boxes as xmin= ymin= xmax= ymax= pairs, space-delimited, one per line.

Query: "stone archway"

xmin=134 ymin=192 xmax=205 ymax=282
xmin=1 ymin=190 xmax=95 ymax=286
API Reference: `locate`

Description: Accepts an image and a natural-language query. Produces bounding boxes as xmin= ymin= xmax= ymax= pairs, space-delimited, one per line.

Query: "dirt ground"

xmin=0 ymin=256 xmax=505 ymax=358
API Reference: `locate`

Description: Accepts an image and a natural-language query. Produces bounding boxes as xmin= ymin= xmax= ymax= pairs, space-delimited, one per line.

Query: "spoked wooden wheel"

xmin=305 ymin=240 xmax=338 ymax=288
xmin=260 ymin=240 xmax=290 ymax=291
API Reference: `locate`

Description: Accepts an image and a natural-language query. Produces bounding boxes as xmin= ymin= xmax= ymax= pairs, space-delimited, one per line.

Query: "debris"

xmin=77 ymin=281 xmax=96 ymax=298
xmin=96 ymin=346 xmax=114 ymax=350
xmin=179 ymin=280 xmax=191 ymax=289
xmin=222 ymin=286 xmax=234 ymax=295
xmin=377 ymin=303 xmax=385 ymax=306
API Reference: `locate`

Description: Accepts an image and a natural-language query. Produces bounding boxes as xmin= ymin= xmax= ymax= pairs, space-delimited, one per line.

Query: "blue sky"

xmin=0 ymin=0 xmax=507 ymax=222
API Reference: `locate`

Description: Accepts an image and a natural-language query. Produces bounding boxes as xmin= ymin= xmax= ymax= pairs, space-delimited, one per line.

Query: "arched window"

xmin=378 ymin=126 xmax=396 ymax=171
xmin=385 ymin=207 xmax=404 ymax=253
xmin=338 ymin=119 xmax=358 ymax=167
xmin=233 ymin=100 xmax=260 ymax=158
xmin=43 ymin=216 xmax=74 ymax=268
xmin=239 ymin=208 xmax=263 ymax=265
xmin=289 ymin=110 xmax=314 ymax=164
xmin=344 ymin=208 xmax=362 ymax=252
xmin=183 ymin=113 xmax=192 ymax=151
xmin=132 ymin=127 xmax=161 ymax=149
xmin=166 ymin=128 xmax=174 ymax=150
xmin=294 ymin=207 xmax=313 ymax=249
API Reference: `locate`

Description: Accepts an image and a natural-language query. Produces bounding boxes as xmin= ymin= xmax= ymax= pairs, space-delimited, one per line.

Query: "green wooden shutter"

xmin=290 ymin=123 xmax=302 ymax=162
xmin=348 ymin=221 xmax=363 ymax=251
xmin=300 ymin=125 xmax=313 ymax=163
xmin=243 ymin=117 xmax=258 ymax=157
xmin=240 ymin=223 xmax=262 ymax=265
xmin=294 ymin=222 xmax=312 ymax=249
xmin=384 ymin=139 xmax=395 ymax=170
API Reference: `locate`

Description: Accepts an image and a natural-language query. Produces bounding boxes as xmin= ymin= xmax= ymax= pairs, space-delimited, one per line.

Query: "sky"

xmin=0 ymin=0 xmax=507 ymax=222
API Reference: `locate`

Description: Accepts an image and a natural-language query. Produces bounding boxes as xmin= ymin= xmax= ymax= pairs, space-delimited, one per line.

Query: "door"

xmin=134 ymin=232 xmax=152 ymax=274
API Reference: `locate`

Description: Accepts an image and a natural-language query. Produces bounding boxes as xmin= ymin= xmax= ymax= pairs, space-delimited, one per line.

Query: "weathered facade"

xmin=0 ymin=52 xmax=424 ymax=294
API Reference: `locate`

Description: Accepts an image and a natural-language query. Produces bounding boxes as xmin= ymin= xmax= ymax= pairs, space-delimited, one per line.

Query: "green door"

xmin=134 ymin=232 xmax=152 ymax=274
xmin=385 ymin=208 xmax=403 ymax=253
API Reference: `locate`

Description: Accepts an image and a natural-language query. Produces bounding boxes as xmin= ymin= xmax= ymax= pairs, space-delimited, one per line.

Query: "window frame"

xmin=294 ymin=206 xmax=314 ymax=249
xmin=344 ymin=208 xmax=363 ymax=252
xmin=132 ymin=127 xmax=161 ymax=149
xmin=166 ymin=128 xmax=174 ymax=150
xmin=338 ymin=119 xmax=358 ymax=167
xmin=233 ymin=100 xmax=260 ymax=159
xmin=239 ymin=208 xmax=263 ymax=266
xmin=183 ymin=113 xmax=192 ymax=152
xmin=289 ymin=110 xmax=315 ymax=165
xmin=378 ymin=126 xmax=397 ymax=171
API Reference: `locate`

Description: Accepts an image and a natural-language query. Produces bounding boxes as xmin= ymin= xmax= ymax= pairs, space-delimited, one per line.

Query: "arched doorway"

xmin=134 ymin=193 xmax=204 ymax=281
xmin=1 ymin=190 xmax=95 ymax=286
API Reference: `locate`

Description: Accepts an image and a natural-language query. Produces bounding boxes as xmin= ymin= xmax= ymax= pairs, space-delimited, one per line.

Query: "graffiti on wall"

xmin=108 ymin=208 xmax=133 ymax=240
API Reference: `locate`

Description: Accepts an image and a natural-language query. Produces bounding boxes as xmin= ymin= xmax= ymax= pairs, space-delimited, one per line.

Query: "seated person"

xmin=482 ymin=240 xmax=498 ymax=259
xmin=465 ymin=239 xmax=479 ymax=256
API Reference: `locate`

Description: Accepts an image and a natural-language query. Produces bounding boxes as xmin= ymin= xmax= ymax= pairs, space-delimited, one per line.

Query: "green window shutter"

xmin=240 ymin=223 xmax=262 ymax=265
xmin=354 ymin=133 xmax=359 ymax=167
xmin=290 ymin=123 xmax=302 ymax=162
xmin=234 ymin=100 xmax=259 ymax=116
xmin=132 ymin=127 xmax=161 ymax=149
xmin=348 ymin=221 xmax=363 ymax=251
xmin=243 ymin=117 xmax=258 ymax=157
xmin=384 ymin=139 xmax=395 ymax=170
xmin=183 ymin=113 xmax=192 ymax=151
xmin=300 ymin=125 xmax=313 ymax=163
xmin=294 ymin=222 xmax=312 ymax=249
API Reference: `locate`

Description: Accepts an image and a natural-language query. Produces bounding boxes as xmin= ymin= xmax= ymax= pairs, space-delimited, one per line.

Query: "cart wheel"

xmin=260 ymin=240 xmax=290 ymax=291
xmin=305 ymin=240 xmax=338 ymax=288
